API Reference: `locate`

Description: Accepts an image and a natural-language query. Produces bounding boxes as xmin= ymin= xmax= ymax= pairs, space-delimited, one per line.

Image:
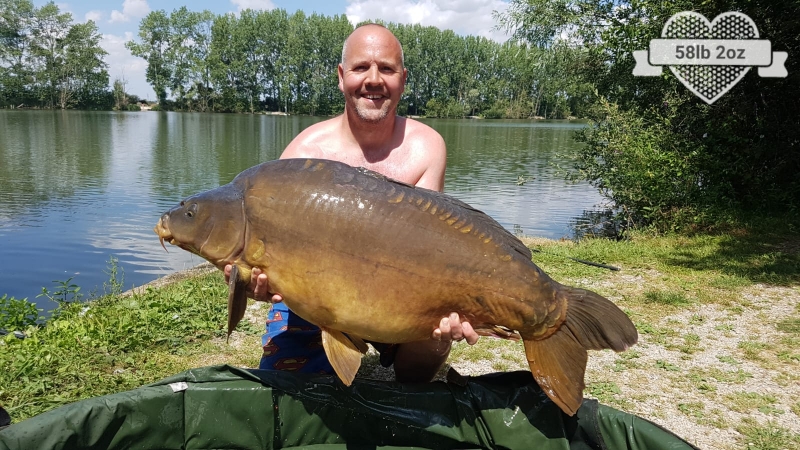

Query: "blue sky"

xmin=35 ymin=0 xmax=511 ymax=98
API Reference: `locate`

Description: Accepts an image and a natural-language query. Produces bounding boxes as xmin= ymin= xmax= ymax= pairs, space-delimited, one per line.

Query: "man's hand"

xmin=223 ymin=265 xmax=283 ymax=303
xmin=432 ymin=312 xmax=479 ymax=345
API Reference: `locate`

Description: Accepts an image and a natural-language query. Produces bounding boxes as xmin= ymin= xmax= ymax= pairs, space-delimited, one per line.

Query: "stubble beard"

xmin=352 ymin=97 xmax=393 ymax=124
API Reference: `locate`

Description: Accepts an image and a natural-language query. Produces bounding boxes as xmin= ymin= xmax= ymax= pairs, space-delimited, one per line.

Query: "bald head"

xmin=341 ymin=23 xmax=404 ymax=68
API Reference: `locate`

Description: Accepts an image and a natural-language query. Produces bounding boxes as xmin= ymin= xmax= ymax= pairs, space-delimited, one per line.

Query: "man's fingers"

xmin=432 ymin=313 xmax=480 ymax=344
xmin=447 ymin=312 xmax=464 ymax=341
xmin=462 ymin=321 xmax=478 ymax=345
xmin=433 ymin=316 xmax=451 ymax=341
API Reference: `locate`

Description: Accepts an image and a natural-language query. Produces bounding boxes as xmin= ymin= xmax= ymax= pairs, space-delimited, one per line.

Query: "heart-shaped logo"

xmin=662 ymin=12 xmax=759 ymax=104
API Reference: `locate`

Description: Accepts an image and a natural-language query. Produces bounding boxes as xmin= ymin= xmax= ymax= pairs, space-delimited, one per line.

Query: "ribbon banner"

xmin=633 ymin=12 xmax=788 ymax=104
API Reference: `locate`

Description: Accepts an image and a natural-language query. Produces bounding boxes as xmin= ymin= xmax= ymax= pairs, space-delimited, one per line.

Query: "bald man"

xmin=226 ymin=24 xmax=479 ymax=382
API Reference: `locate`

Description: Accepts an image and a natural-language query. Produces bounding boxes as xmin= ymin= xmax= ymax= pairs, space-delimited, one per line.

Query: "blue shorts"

xmin=259 ymin=302 xmax=334 ymax=374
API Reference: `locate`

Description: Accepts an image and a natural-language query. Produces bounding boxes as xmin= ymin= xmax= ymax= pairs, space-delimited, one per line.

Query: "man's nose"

xmin=365 ymin=65 xmax=382 ymax=85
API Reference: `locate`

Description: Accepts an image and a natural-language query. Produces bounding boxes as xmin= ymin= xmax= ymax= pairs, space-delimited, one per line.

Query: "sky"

xmin=35 ymin=0 xmax=512 ymax=99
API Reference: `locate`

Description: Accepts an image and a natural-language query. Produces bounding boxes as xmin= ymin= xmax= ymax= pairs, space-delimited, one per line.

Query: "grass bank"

xmin=2 ymin=230 xmax=799 ymax=449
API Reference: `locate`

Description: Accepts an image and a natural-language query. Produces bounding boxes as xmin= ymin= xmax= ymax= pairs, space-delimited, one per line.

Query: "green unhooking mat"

xmin=0 ymin=365 xmax=696 ymax=449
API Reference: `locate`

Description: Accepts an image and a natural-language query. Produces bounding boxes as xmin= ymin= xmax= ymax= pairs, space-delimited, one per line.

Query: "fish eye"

xmin=185 ymin=203 xmax=198 ymax=218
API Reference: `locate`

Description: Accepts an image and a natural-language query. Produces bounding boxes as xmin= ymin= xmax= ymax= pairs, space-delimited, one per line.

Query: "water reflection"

xmin=431 ymin=119 xmax=606 ymax=238
xmin=0 ymin=111 xmax=607 ymax=312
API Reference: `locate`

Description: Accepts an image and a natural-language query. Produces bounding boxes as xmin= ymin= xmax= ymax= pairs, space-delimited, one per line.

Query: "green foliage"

xmin=424 ymin=98 xmax=466 ymax=118
xmin=0 ymin=271 xmax=230 ymax=421
xmin=0 ymin=294 xmax=42 ymax=331
xmin=120 ymin=9 xmax=595 ymax=117
xmin=642 ymin=289 xmax=692 ymax=307
xmin=500 ymin=0 xmax=800 ymax=229
xmin=125 ymin=103 xmax=141 ymax=111
xmin=0 ymin=0 xmax=108 ymax=109
xmin=736 ymin=418 xmax=800 ymax=450
xmin=112 ymin=78 xmax=128 ymax=110
xmin=103 ymin=256 xmax=126 ymax=295
xmin=37 ymin=277 xmax=82 ymax=305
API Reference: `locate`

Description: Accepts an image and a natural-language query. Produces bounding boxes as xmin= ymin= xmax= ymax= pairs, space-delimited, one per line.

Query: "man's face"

xmin=338 ymin=27 xmax=407 ymax=123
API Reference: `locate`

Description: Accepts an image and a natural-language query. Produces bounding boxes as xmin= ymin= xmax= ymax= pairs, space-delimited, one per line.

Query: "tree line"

xmin=124 ymin=7 xmax=595 ymax=119
xmin=1 ymin=1 xmax=594 ymax=118
xmin=498 ymin=0 xmax=800 ymax=228
xmin=0 ymin=0 xmax=113 ymax=109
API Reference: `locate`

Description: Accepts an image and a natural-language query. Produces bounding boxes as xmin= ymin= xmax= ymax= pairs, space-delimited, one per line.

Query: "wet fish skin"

xmin=154 ymin=158 xmax=638 ymax=415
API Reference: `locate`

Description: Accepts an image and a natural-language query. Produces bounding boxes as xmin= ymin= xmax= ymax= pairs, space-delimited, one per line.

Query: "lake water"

xmin=0 ymin=110 xmax=607 ymax=313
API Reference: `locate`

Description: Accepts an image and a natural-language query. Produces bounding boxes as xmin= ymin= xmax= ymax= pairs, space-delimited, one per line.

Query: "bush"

xmin=482 ymin=100 xmax=508 ymax=119
xmin=126 ymin=103 xmax=141 ymax=111
xmin=424 ymin=98 xmax=466 ymax=118
xmin=0 ymin=294 xmax=42 ymax=331
xmin=573 ymin=96 xmax=721 ymax=228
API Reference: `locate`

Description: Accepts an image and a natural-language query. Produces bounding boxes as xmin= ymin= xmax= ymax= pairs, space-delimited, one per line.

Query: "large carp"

xmin=154 ymin=158 xmax=638 ymax=415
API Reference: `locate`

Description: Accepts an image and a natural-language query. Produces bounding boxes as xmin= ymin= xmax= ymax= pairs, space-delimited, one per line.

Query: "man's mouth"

xmin=361 ymin=94 xmax=385 ymax=100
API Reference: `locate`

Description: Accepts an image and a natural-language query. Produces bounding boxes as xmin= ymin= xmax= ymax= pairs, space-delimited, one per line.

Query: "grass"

xmin=0 ymin=269 xmax=262 ymax=421
xmin=1 ymin=228 xmax=799 ymax=449
xmin=736 ymin=418 xmax=800 ymax=450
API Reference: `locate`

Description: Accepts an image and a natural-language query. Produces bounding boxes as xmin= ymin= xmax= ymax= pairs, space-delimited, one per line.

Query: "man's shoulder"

xmin=402 ymin=116 xmax=439 ymax=137
xmin=282 ymin=116 xmax=342 ymax=158
xmin=400 ymin=117 xmax=445 ymax=150
xmin=298 ymin=116 xmax=341 ymax=140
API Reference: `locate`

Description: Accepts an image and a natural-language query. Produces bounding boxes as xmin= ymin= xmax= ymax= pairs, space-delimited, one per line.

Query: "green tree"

xmin=208 ymin=10 xmax=267 ymax=113
xmin=126 ymin=10 xmax=172 ymax=105
xmin=56 ymin=20 xmax=108 ymax=109
xmin=28 ymin=1 xmax=72 ymax=108
xmin=0 ymin=0 xmax=36 ymax=107
xmin=113 ymin=77 xmax=128 ymax=110
xmin=167 ymin=7 xmax=214 ymax=111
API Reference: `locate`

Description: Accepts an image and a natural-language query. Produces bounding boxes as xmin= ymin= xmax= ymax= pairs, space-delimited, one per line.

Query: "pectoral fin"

xmin=227 ymin=264 xmax=248 ymax=343
xmin=321 ymin=328 xmax=364 ymax=386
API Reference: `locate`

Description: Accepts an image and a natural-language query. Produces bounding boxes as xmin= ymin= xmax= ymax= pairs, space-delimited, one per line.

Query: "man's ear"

xmin=338 ymin=64 xmax=345 ymax=92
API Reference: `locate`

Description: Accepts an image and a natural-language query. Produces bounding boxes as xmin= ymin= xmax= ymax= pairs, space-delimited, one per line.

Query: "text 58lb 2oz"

xmin=649 ymin=39 xmax=773 ymax=66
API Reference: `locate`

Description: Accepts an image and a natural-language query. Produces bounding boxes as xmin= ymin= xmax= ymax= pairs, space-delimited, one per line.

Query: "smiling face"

xmin=338 ymin=25 xmax=407 ymax=124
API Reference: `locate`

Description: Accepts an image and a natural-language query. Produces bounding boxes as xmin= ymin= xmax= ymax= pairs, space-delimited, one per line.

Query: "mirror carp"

xmin=154 ymin=158 xmax=638 ymax=415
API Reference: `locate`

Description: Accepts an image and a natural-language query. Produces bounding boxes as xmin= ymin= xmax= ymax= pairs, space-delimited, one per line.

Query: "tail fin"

xmin=524 ymin=285 xmax=638 ymax=416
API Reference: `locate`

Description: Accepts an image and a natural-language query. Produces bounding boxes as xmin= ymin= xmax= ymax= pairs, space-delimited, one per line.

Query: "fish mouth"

xmin=154 ymin=218 xmax=174 ymax=252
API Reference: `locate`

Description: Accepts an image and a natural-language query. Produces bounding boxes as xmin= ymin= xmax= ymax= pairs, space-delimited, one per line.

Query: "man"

xmin=225 ymin=23 xmax=478 ymax=382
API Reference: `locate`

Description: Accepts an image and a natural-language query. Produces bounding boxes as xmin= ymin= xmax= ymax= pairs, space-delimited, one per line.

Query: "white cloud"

xmin=101 ymin=32 xmax=154 ymax=100
xmin=85 ymin=10 xmax=104 ymax=24
xmin=346 ymin=0 xmax=511 ymax=42
xmin=110 ymin=0 xmax=151 ymax=24
xmin=230 ymin=0 xmax=276 ymax=13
